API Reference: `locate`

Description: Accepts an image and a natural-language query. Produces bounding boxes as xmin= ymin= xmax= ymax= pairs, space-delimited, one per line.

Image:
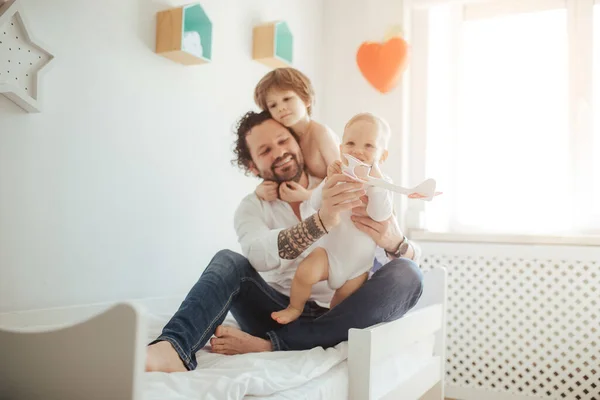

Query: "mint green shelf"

xmin=156 ymin=2 xmax=212 ymax=65
xmin=181 ymin=3 xmax=212 ymax=61
xmin=252 ymin=21 xmax=294 ymax=68
xmin=274 ymin=21 xmax=293 ymax=65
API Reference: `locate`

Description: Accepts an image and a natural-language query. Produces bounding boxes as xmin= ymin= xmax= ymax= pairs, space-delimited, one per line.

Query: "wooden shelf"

xmin=252 ymin=21 xmax=293 ymax=68
xmin=156 ymin=3 xmax=212 ymax=65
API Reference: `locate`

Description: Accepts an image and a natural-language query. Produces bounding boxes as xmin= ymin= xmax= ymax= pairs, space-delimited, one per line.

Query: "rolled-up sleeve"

xmin=409 ymin=240 xmax=422 ymax=264
xmin=234 ymin=196 xmax=283 ymax=272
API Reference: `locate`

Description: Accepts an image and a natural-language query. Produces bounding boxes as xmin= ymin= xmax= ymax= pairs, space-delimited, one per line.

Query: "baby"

xmin=271 ymin=112 xmax=394 ymax=324
xmin=253 ymin=67 xmax=339 ymax=202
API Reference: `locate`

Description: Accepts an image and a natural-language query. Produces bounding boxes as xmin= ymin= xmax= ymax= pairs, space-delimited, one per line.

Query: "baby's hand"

xmin=369 ymin=160 xmax=383 ymax=179
xmin=327 ymin=160 xmax=343 ymax=178
xmin=255 ymin=181 xmax=279 ymax=201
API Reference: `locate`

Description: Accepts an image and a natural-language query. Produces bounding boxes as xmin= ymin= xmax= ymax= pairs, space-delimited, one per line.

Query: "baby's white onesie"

xmin=310 ymin=177 xmax=394 ymax=289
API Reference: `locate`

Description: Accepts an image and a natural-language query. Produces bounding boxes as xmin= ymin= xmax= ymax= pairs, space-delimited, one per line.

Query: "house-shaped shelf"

xmin=253 ymin=21 xmax=293 ymax=68
xmin=0 ymin=0 xmax=54 ymax=113
xmin=156 ymin=3 xmax=212 ymax=65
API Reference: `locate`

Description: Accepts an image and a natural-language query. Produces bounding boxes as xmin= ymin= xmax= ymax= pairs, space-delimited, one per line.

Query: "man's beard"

xmin=267 ymin=153 xmax=304 ymax=183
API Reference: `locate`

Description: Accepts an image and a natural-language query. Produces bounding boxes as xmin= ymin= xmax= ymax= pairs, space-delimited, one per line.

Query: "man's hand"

xmin=327 ymin=160 xmax=343 ymax=178
xmin=319 ymin=174 xmax=365 ymax=231
xmin=350 ymin=195 xmax=403 ymax=254
xmin=279 ymin=181 xmax=312 ymax=203
xmin=255 ymin=181 xmax=279 ymax=202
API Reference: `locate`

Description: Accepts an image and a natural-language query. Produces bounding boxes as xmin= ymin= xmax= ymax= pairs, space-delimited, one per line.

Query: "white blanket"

xmin=143 ymin=313 xmax=348 ymax=400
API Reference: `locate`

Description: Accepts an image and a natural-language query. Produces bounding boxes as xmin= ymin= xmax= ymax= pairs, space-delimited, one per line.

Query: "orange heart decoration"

xmin=356 ymin=36 xmax=409 ymax=93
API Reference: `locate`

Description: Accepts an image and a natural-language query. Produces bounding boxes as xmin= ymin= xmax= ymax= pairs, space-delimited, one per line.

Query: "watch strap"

xmin=387 ymin=236 xmax=409 ymax=258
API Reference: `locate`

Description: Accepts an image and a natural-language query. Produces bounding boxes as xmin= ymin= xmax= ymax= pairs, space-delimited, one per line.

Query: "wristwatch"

xmin=386 ymin=236 xmax=410 ymax=258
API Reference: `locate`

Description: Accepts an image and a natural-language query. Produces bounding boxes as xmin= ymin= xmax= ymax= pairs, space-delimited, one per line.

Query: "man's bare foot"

xmin=271 ymin=306 xmax=302 ymax=324
xmin=145 ymin=341 xmax=187 ymax=372
xmin=209 ymin=325 xmax=272 ymax=355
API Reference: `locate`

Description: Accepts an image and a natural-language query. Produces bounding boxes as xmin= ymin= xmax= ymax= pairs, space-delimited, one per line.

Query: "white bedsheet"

xmin=143 ymin=311 xmax=435 ymax=400
xmin=252 ymin=361 xmax=349 ymax=400
xmin=143 ymin=312 xmax=348 ymax=400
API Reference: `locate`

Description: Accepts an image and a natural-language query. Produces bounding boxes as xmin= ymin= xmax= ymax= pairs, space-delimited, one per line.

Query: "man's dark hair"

xmin=231 ymin=110 xmax=299 ymax=175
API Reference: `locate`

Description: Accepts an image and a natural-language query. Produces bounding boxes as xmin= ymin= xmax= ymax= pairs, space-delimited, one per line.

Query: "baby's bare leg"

xmin=271 ymin=248 xmax=329 ymax=324
xmin=330 ymin=272 xmax=369 ymax=309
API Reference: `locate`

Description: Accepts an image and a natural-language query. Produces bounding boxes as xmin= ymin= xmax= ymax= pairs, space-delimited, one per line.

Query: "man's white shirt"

xmin=234 ymin=175 xmax=336 ymax=307
xmin=233 ymin=175 xmax=421 ymax=308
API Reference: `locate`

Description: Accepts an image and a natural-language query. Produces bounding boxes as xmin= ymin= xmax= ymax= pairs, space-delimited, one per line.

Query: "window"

xmin=594 ymin=3 xmax=600 ymax=218
xmin=408 ymin=0 xmax=600 ymax=237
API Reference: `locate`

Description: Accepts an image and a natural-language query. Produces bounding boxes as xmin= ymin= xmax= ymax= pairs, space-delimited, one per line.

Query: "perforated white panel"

xmin=420 ymin=256 xmax=599 ymax=399
xmin=0 ymin=14 xmax=49 ymax=97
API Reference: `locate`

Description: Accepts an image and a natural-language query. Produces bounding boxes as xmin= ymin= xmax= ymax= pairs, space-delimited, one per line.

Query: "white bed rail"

xmin=348 ymin=267 xmax=447 ymax=400
xmin=0 ymin=303 xmax=147 ymax=400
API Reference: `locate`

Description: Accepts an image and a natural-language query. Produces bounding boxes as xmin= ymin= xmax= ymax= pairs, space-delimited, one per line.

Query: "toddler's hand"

xmin=327 ymin=160 xmax=343 ymax=178
xmin=255 ymin=181 xmax=279 ymax=201
xmin=279 ymin=181 xmax=311 ymax=203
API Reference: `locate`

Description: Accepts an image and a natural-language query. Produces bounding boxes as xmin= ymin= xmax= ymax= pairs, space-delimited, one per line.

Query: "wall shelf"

xmin=252 ymin=21 xmax=293 ymax=68
xmin=156 ymin=3 xmax=212 ymax=65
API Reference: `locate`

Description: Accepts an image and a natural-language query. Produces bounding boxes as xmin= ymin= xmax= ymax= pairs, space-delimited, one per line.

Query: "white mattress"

xmin=252 ymin=361 xmax=349 ymax=400
xmin=143 ymin=311 xmax=433 ymax=400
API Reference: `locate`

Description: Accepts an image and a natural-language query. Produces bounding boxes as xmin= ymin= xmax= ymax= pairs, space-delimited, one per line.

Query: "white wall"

xmin=0 ymin=0 xmax=324 ymax=312
xmin=321 ymin=0 xmax=406 ymax=184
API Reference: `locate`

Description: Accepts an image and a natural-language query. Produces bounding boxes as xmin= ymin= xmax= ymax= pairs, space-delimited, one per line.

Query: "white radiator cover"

xmin=419 ymin=242 xmax=599 ymax=400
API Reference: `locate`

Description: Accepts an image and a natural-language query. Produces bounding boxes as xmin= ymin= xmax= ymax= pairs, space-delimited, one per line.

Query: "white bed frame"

xmin=0 ymin=302 xmax=148 ymax=400
xmin=349 ymin=266 xmax=447 ymax=399
xmin=0 ymin=267 xmax=446 ymax=400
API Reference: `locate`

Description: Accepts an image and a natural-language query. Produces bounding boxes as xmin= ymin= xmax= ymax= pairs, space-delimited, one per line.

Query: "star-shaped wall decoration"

xmin=0 ymin=0 xmax=54 ymax=112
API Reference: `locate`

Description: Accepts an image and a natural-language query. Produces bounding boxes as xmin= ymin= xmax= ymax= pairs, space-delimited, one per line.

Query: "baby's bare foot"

xmin=271 ymin=306 xmax=302 ymax=324
xmin=210 ymin=325 xmax=272 ymax=355
xmin=145 ymin=341 xmax=187 ymax=372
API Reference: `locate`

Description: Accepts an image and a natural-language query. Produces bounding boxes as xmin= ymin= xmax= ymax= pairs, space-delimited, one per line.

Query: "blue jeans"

xmin=151 ymin=249 xmax=424 ymax=370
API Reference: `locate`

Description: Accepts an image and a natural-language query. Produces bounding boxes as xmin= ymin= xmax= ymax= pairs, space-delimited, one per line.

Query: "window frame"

xmin=402 ymin=0 xmax=600 ymax=244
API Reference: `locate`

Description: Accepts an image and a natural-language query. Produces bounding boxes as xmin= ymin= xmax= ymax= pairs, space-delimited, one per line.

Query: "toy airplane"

xmin=341 ymin=153 xmax=442 ymax=201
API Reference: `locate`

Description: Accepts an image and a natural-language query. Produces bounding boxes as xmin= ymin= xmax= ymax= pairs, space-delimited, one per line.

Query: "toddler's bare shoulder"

xmin=312 ymin=122 xmax=340 ymax=145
